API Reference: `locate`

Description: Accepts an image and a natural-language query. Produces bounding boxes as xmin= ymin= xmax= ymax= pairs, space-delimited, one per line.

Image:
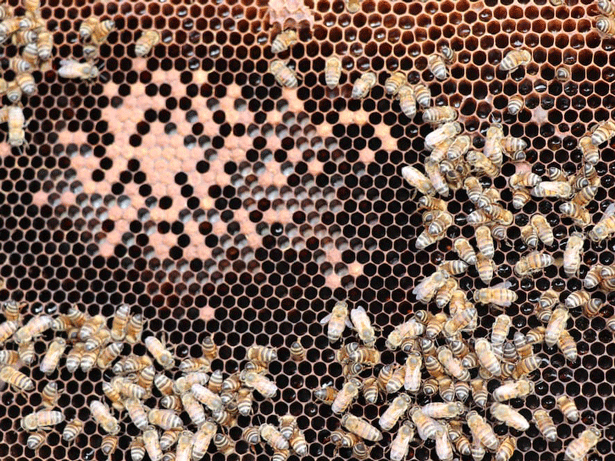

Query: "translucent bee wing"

xmin=491 ymin=281 xmax=513 ymax=290
xmin=319 ymin=314 xmax=332 ymax=325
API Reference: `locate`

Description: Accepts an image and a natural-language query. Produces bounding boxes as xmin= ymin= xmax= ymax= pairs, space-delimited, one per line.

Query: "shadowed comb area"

xmin=0 ymin=0 xmax=614 ymax=461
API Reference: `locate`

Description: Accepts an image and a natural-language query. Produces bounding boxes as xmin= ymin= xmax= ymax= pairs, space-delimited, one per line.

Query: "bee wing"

xmin=604 ymin=202 xmax=615 ymax=219
xmin=491 ymin=281 xmax=513 ymax=290
xmin=319 ymin=314 xmax=332 ymax=325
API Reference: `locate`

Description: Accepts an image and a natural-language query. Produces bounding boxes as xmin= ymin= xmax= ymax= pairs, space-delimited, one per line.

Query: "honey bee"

xmin=152 ymin=373 xmax=174 ymax=397
xmin=545 ymin=307 xmax=569 ymax=347
xmin=526 ymin=326 xmax=546 ymax=344
xmin=474 ymin=338 xmax=502 ymax=376
xmin=386 ymin=365 xmax=406 ymax=394
xmin=289 ymin=428 xmax=308 ymax=456
xmin=62 ymin=418 xmax=83 ymax=442
xmin=0 ymin=5 xmax=14 ymax=20
xmin=130 ymin=436 xmax=146 ymax=461
xmin=401 ymin=165 xmax=437 ymax=196
xmin=0 ymin=17 xmax=20 ymax=41
xmin=425 ymin=122 xmax=462 ymax=149
xmin=98 ymin=434 xmax=119 ymax=457
xmin=41 ymin=381 xmax=59 ymax=408
xmin=514 ymin=355 xmax=544 ymax=378
xmin=14 ymin=72 xmax=35 ymax=96
xmin=26 ymin=432 xmax=46 ymax=450
xmin=289 ymin=341 xmax=305 ymax=361
xmin=495 ymin=436 xmax=516 ymax=461
xmin=64 ymin=342 xmax=84 ymax=373
xmin=192 ymin=421 xmax=216 ymax=459
xmin=454 ymin=380 xmax=471 ymax=402
xmin=481 ymin=124 xmax=503 ymax=166
xmin=423 ymin=106 xmax=457 ymax=125
xmin=0 ymin=366 xmax=35 ymax=392
xmin=500 ymin=49 xmax=532 ymax=72
xmin=96 ymin=342 xmax=123 ymax=369
xmin=314 ymin=382 xmax=338 ymax=404
xmin=476 ymin=252 xmax=495 ymax=285
xmin=564 ymin=426 xmax=601 ymax=461
xmin=411 ymin=83 xmax=430 ymax=108
xmin=419 ymin=402 xmax=463 ymax=419
xmin=508 ymin=95 xmax=524 ymax=115
xmin=38 ymin=338 xmax=66 ymax=375
xmin=389 ymin=421 xmax=414 ymax=461
xmin=321 ymin=56 xmax=344 ymax=90
xmin=413 ymin=270 xmax=449 ymax=304
xmin=272 ymin=29 xmax=297 ymax=54
xmin=384 ymin=71 xmax=406 ymax=96
xmin=532 ymin=409 xmax=557 ymax=442
xmin=179 ymin=357 xmax=211 ymax=373
xmin=538 ymin=289 xmax=559 ymax=311
xmin=453 ymin=432 xmax=473 ymax=457
xmin=259 ymin=424 xmax=289 ymax=450
xmin=124 ymin=314 xmax=144 ymax=344
xmin=424 ymin=159 xmax=450 ymax=197
xmin=179 ymin=391 xmax=206 ymax=427
xmin=428 ymin=53 xmax=448 ymax=80
xmin=438 ymin=347 xmax=470 ymax=381
xmin=491 ymin=402 xmax=530 ymax=431
xmin=172 ymin=430 xmax=193 ymax=461
xmin=557 ymin=395 xmax=580 ymax=422
xmin=58 ymin=59 xmax=99 ymax=81
xmin=421 ymin=377 xmax=438 ymax=396
xmin=320 ymin=301 xmax=350 ymax=343
xmin=148 ymin=409 xmax=183 ymax=431
xmin=85 ymin=327 xmax=111 ymax=351
xmin=241 ymin=370 xmax=278 ymax=398
xmin=439 ymin=376 xmax=456 ymax=402
xmin=558 ymin=329 xmax=578 ymax=362
xmin=191 ymin=383 xmax=223 ymax=412
xmin=529 ymin=215 xmax=554 ymax=247
xmin=410 ymin=407 xmax=441 ymax=440
xmin=424 ymin=312 xmax=447 ymax=339
xmin=439 ymin=259 xmax=469 ymax=276
xmin=396 ymin=84 xmax=417 ymax=118
xmin=247 ymin=345 xmax=278 ymax=364
xmin=160 ymin=395 xmax=181 ymax=412
xmin=9 ymin=57 xmax=32 ymax=74
xmin=492 ymin=378 xmax=533 ymax=402
xmin=467 ymin=411 xmax=499 ymax=451
xmin=145 ymin=335 xmax=175 ymax=370
xmin=452 ymin=239 xmax=477 ymax=267
xmin=123 ymin=354 xmax=154 ymax=374
xmin=467 ymin=150 xmax=499 ymax=178
xmin=474 ymin=225 xmax=494 ymax=259
xmin=108 ymin=304 xmax=129 ymax=341
xmin=351 ymin=72 xmax=377 ymax=99
xmin=589 ymin=213 xmax=615 ymax=242
xmin=514 ymin=251 xmax=554 ymax=277
xmin=598 ymin=0 xmax=615 ymax=15
xmin=174 ymin=372 xmax=210 ymax=394
xmin=0 ymin=320 xmax=19 ymax=346
xmin=123 ymin=397 xmax=148 ymax=430
xmin=13 ymin=314 xmax=53 ymax=344
xmin=584 ymin=298 xmax=603 ymax=318
xmin=114 ymin=376 xmax=147 ymax=400
xmin=212 ymin=433 xmax=234 ymax=456
xmin=487 ymin=316 xmax=510 ymax=350
xmin=21 ymin=410 xmax=65 ymax=431
xmin=349 ymin=305 xmax=376 ymax=346
xmin=434 ymin=426 xmax=454 ymax=461
xmin=378 ymin=394 xmax=412 ymax=431
xmin=474 ymin=285 xmax=518 ymax=308
xmin=531 ymin=181 xmax=573 ymax=199
xmin=142 ymin=426 xmax=163 ymax=461
xmin=578 ymin=136 xmax=600 ymax=166
xmin=102 ymin=381 xmax=124 ymax=412
xmin=562 ymin=233 xmax=584 ymax=278
xmin=591 ymin=120 xmax=615 ymax=146
xmin=342 ymin=414 xmax=383 ymax=442
xmin=386 ymin=318 xmax=424 ymax=350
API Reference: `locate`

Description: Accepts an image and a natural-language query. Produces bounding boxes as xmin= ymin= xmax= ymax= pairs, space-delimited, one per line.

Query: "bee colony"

xmin=1 ymin=0 xmax=615 ymax=461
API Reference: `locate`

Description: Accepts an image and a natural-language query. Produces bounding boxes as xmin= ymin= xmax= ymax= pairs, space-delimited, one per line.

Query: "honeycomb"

xmin=0 ymin=0 xmax=615 ymax=460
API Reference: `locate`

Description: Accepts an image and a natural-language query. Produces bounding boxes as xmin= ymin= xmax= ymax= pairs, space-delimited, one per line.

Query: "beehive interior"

xmin=1 ymin=0 xmax=615 ymax=460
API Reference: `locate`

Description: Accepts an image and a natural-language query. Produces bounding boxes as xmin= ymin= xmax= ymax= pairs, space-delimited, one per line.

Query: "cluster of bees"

xmin=596 ymin=0 xmax=615 ymax=36
xmin=0 ymin=0 xmax=53 ymax=149
xmin=58 ymin=18 xmax=160 ymax=82
xmin=317 ymin=301 xmax=600 ymax=461
xmin=0 ymin=297 xmax=307 ymax=461
xmin=57 ymin=16 xmax=117 ymax=82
